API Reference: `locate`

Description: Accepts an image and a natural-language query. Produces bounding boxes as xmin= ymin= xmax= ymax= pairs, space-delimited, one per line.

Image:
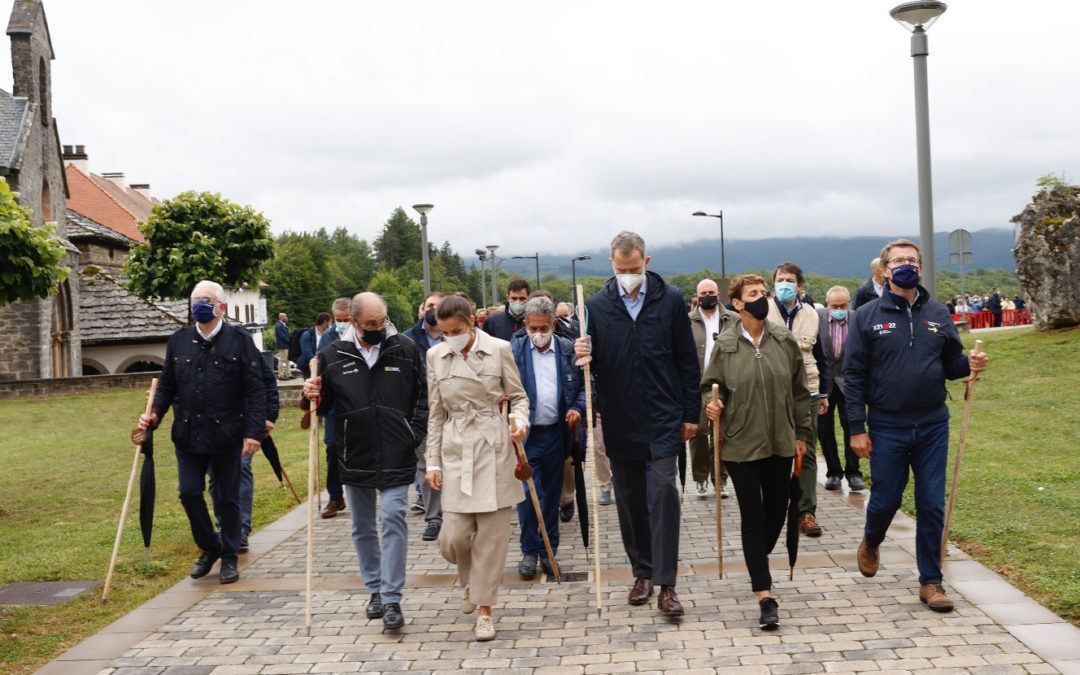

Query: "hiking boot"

xmin=919 ymin=584 xmax=955 ymax=612
xmin=518 ymin=554 xmax=538 ymax=580
xmin=858 ymin=537 xmax=879 ymax=577
xmin=800 ymin=513 xmax=823 ymax=537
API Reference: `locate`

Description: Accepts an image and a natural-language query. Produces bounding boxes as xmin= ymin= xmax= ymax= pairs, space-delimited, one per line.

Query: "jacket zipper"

xmin=343 ymin=419 xmax=348 ymax=464
xmin=906 ymin=305 xmax=914 ymax=348
xmin=754 ymin=343 xmax=770 ymax=423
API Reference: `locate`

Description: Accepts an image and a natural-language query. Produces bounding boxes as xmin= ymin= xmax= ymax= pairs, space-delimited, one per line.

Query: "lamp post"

xmin=512 ymin=253 xmax=541 ymax=289
xmin=475 ymin=249 xmax=488 ymax=308
xmin=571 ymin=255 xmax=591 ymax=307
xmin=890 ymin=0 xmax=947 ymax=297
xmin=486 ymin=245 xmax=499 ymax=304
xmin=413 ymin=204 xmax=434 ymax=296
xmin=692 ymin=211 xmax=725 ymax=277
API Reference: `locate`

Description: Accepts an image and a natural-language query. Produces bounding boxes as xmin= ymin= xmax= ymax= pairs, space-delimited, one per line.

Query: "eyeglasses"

xmin=191 ymin=296 xmax=218 ymax=305
xmin=359 ymin=317 xmax=387 ymax=331
xmin=888 ymin=257 xmax=920 ymax=266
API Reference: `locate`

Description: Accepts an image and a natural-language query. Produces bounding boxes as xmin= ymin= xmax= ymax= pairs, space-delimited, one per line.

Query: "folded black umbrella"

xmin=262 ymin=434 xmax=302 ymax=504
xmin=786 ymin=453 xmax=803 ymax=580
xmin=138 ymin=429 xmax=155 ymax=565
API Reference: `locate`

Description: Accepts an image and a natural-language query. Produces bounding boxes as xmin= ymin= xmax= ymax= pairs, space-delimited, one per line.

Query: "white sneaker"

xmin=475 ymin=614 xmax=495 ymax=641
xmin=720 ymin=484 xmax=730 ymax=499
xmin=695 ymin=481 xmax=708 ymax=498
xmin=461 ymin=585 xmax=476 ymax=614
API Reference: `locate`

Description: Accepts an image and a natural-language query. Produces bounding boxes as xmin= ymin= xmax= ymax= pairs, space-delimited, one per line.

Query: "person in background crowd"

xmin=845 ymin=238 xmax=988 ymax=613
xmin=481 ymin=279 xmax=531 ymax=341
xmin=688 ymin=277 xmax=737 ymax=499
xmin=703 ymin=273 xmax=811 ymax=631
xmin=304 ymin=292 xmax=428 ymax=631
xmin=297 ymin=312 xmax=331 ymax=377
xmin=816 ymin=286 xmax=864 ymax=492
xmin=556 ymin=301 xmax=580 ymax=337
xmin=574 ymin=231 xmax=700 ymax=618
xmin=987 ymin=287 xmax=1003 ymax=327
xmin=1013 ymin=293 xmax=1026 ymax=312
xmin=139 ymin=280 xmax=266 ymax=585
xmin=766 ymin=262 xmax=830 ymax=538
xmin=510 ymin=296 xmax=585 ymax=579
xmin=315 ymin=297 xmax=353 ymax=519
xmin=405 ymin=291 xmax=447 ymax=541
xmin=853 ymin=258 xmax=884 ymax=310
xmin=275 ymin=312 xmax=290 ymax=379
xmin=426 ymin=293 xmax=530 ymax=641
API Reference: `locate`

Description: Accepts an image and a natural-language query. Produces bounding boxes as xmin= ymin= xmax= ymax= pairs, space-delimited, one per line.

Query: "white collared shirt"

xmin=873 ymin=278 xmax=884 ymax=297
xmin=196 ymin=319 xmax=224 ymax=341
xmin=530 ymin=339 xmax=559 ymax=425
xmin=353 ymin=334 xmax=381 ymax=369
xmin=701 ymin=309 xmax=721 ymax=370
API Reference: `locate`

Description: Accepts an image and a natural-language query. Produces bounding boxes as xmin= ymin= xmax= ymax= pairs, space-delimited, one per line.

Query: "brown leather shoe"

xmin=800 ymin=513 xmax=823 ymax=537
xmin=658 ymin=586 xmax=684 ymax=616
xmin=321 ymin=498 xmax=346 ymax=518
xmin=919 ymin=583 xmax=955 ymax=612
xmin=628 ymin=577 xmax=653 ymax=606
xmin=857 ymin=537 xmax=879 ymax=577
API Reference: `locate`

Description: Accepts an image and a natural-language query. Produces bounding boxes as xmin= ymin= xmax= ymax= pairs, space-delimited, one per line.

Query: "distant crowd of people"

xmin=138 ymin=231 xmax=988 ymax=643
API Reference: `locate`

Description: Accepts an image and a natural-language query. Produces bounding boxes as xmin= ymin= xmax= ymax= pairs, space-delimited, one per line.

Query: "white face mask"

xmin=616 ymin=272 xmax=644 ymax=294
xmin=444 ymin=331 xmax=471 ymax=353
xmin=529 ymin=331 xmax=552 ymax=349
xmin=508 ymin=300 xmax=526 ymax=317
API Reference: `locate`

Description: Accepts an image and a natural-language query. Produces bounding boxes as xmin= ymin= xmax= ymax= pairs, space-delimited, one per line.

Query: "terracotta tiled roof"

xmin=64 ymin=164 xmax=154 ymax=243
xmin=78 ymin=267 xmax=186 ymax=343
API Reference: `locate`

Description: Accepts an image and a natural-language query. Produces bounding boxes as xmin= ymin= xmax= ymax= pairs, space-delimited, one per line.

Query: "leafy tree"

xmin=373 ymin=208 xmax=422 ymax=270
xmin=0 ymin=178 xmax=69 ymax=306
xmin=123 ymin=191 xmax=274 ymax=302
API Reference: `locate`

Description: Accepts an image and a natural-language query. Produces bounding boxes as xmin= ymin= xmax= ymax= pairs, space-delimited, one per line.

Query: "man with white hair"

xmin=816 ymin=286 xmax=864 ymax=491
xmin=139 ymin=280 xmax=267 ymax=585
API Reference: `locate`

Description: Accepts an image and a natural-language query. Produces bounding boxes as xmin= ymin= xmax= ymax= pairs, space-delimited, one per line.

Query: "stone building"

xmin=0 ymin=0 xmax=79 ymax=381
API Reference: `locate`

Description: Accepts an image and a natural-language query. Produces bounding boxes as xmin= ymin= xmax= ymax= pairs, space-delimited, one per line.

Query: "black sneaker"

xmin=219 ymin=561 xmax=239 ymax=584
xmin=759 ymin=597 xmax=779 ymax=630
xmin=422 ymin=520 xmax=441 ymax=541
xmin=824 ymin=476 xmax=842 ymax=491
xmin=190 ymin=548 xmax=221 ymax=579
xmin=382 ymin=602 xmax=404 ymax=630
xmin=366 ymin=593 xmax=384 ymax=619
xmin=518 ymin=554 xmax=538 ymax=580
xmin=560 ymin=502 xmax=574 ymax=523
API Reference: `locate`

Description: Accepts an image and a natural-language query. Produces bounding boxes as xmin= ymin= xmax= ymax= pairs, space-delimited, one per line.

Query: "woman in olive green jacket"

xmin=702 ymin=274 xmax=813 ymax=631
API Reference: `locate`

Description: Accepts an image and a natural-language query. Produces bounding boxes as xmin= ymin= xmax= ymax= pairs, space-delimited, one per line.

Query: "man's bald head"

xmin=696 ymin=278 xmax=718 ymax=295
xmin=351 ymin=291 xmax=388 ymax=319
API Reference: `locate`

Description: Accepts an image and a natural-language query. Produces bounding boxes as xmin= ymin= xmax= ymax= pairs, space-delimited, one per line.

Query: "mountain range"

xmin=492 ymin=228 xmax=1018 ymax=280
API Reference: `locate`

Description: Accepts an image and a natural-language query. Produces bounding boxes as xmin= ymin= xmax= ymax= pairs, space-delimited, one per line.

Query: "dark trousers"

xmin=727 ymin=454 xmax=792 ymax=592
xmin=323 ymin=412 xmax=343 ymax=501
xmin=818 ymin=386 xmax=862 ymax=479
xmin=177 ymin=447 xmax=241 ymax=564
xmin=517 ymin=425 xmax=564 ymax=557
xmin=610 ymin=454 xmax=680 ymax=587
xmin=865 ymin=419 xmax=949 ymax=585
xmin=688 ymin=402 xmax=729 ymax=484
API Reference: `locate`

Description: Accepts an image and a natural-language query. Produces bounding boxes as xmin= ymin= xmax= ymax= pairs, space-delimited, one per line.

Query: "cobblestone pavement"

xmin=38 ymin=457 xmax=1080 ymax=674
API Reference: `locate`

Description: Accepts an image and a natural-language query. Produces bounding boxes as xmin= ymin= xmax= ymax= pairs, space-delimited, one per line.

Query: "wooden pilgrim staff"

xmin=712 ymin=383 xmax=724 ymax=579
xmin=103 ymin=378 xmax=159 ymax=604
xmin=940 ymin=340 xmax=983 ymax=567
xmin=509 ymin=418 xmax=560 ymax=582
xmin=306 ymin=356 xmax=320 ymax=629
xmin=575 ymin=284 xmax=603 ymax=612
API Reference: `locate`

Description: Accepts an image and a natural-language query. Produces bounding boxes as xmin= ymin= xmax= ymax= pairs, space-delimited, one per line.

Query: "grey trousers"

xmin=610 ymin=454 xmax=680 ymax=587
xmin=344 ymin=483 xmax=408 ymax=604
xmin=417 ymin=467 xmax=443 ymax=523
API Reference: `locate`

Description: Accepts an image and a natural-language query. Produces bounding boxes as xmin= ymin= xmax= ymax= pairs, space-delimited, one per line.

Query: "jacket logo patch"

xmin=873 ymin=322 xmax=897 ymax=335
xmin=384 ymin=366 xmax=401 ymax=372
xmin=341 ymin=367 xmax=359 ymax=375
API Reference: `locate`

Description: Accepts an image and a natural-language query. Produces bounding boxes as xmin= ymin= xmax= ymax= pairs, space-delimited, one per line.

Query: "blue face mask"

xmin=335 ymin=321 xmax=350 ymax=335
xmin=191 ymin=301 xmax=217 ymax=324
xmin=775 ymin=281 xmax=798 ymax=303
xmin=830 ymin=309 xmax=849 ymax=321
xmin=889 ymin=264 xmax=920 ymax=290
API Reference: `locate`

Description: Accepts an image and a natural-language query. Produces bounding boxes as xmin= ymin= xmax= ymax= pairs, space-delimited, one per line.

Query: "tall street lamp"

xmin=413 ymin=204 xmax=434 ymax=296
xmin=475 ymin=249 xmax=488 ymax=308
xmin=486 ymin=244 xmax=500 ymax=305
xmin=571 ymin=255 xmax=591 ymax=306
xmin=890 ymin=0 xmax=947 ymax=297
xmin=512 ymin=253 xmax=541 ymax=289
xmin=692 ymin=211 xmax=725 ymax=277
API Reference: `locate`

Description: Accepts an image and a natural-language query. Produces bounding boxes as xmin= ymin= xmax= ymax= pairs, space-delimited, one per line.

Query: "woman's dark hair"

xmin=436 ymin=292 xmax=475 ymax=324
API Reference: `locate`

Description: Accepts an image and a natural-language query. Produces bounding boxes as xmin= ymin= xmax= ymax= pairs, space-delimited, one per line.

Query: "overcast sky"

xmin=19 ymin=1 xmax=1080 ymax=257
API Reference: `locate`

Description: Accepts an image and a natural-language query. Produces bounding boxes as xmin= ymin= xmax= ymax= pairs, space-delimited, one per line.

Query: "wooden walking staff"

xmin=103 ymin=378 xmax=159 ymax=604
xmin=509 ymin=419 xmax=560 ymax=582
xmin=575 ymin=284 xmax=603 ymax=612
xmin=711 ymin=384 xmax=724 ymax=579
xmin=941 ymin=340 xmax=983 ymax=567
xmin=306 ymin=356 xmax=320 ymax=629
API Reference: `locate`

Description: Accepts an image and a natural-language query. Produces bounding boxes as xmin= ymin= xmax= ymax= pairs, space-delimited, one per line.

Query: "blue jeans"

xmin=865 ymin=419 xmax=949 ymax=586
xmin=344 ymin=483 xmax=409 ymax=604
xmin=324 ymin=412 xmax=343 ymax=502
xmin=517 ymin=425 xmax=564 ymax=558
xmin=210 ymin=453 xmax=253 ymax=538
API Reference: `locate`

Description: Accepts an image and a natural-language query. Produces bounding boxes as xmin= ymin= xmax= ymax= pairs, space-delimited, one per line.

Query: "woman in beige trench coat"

xmin=425 ymin=294 xmax=530 ymax=641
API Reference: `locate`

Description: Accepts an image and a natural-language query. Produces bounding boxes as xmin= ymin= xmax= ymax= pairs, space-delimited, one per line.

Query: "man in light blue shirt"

xmin=510 ymin=297 xmax=586 ymax=580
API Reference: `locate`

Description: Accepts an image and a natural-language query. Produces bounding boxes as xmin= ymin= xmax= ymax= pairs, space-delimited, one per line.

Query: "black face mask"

xmin=698 ymin=295 xmax=719 ymax=310
xmin=424 ymin=308 xmax=437 ymax=327
xmin=362 ymin=328 xmax=386 ymax=345
xmin=743 ymin=296 xmax=770 ymax=320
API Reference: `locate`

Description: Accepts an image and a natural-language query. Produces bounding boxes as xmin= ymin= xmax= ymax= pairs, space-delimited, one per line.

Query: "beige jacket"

xmin=426 ymin=329 xmax=530 ymax=513
xmin=766 ymin=299 xmax=821 ymax=393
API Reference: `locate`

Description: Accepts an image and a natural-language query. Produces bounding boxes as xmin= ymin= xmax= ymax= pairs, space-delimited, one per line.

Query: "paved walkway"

xmin=39 ymin=464 xmax=1080 ymax=675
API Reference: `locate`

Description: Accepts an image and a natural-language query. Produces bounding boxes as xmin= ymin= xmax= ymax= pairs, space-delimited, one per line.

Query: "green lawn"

xmin=0 ymin=390 xmax=312 ymax=673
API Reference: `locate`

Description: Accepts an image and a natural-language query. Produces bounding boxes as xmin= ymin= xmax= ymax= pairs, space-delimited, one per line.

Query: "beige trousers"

xmin=277 ymin=348 xmax=290 ymax=378
xmin=440 ymin=507 xmax=512 ymax=607
xmin=562 ymin=414 xmax=612 ymax=505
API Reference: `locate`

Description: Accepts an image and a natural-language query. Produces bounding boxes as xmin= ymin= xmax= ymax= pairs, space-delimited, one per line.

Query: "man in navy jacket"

xmin=844 ymin=239 xmax=988 ymax=613
xmin=574 ymin=231 xmax=700 ymax=617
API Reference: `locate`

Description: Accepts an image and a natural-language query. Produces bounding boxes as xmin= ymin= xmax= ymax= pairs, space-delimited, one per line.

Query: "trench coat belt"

xmin=447 ymin=407 xmax=501 ymax=496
